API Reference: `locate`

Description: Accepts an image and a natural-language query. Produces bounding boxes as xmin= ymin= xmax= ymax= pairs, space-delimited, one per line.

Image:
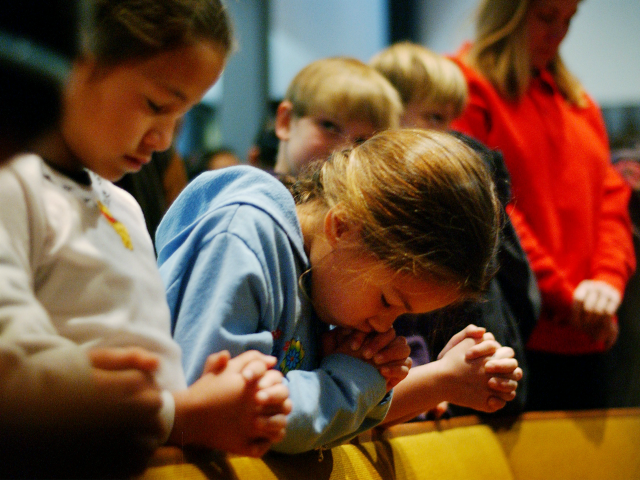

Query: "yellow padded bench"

xmin=137 ymin=408 xmax=640 ymax=480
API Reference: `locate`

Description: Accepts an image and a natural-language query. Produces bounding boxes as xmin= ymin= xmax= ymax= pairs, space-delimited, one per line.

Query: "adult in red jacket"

xmin=450 ymin=0 xmax=636 ymax=410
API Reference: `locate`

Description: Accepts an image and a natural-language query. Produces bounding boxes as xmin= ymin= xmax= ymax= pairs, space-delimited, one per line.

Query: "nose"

xmin=329 ymin=136 xmax=353 ymax=153
xmin=367 ymin=311 xmax=400 ymax=333
xmin=344 ymin=133 xmax=368 ymax=148
xmin=141 ymin=119 xmax=175 ymax=153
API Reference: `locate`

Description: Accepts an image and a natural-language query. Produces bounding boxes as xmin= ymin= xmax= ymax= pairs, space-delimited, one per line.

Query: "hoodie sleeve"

xmin=163 ymin=222 xmax=276 ymax=384
xmin=274 ymin=354 xmax=391 ymax=454
xmin=159 ymin=202 xmax=390 ymax=453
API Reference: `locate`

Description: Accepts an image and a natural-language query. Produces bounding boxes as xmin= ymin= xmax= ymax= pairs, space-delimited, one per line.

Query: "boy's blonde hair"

xmin=370 ymin=42 xmax=468 ymax=118
xmin=466 ymin=0 xmax=585 ymax=107
xmin=284 ymin=57 xmax=402 ymax=130
xmin=289 ymin=128 xmax=500 ymax=298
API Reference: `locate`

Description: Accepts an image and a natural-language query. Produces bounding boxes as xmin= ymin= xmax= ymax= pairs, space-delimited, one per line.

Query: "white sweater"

xmin=0 ymin=154 xmax=185 ymax=435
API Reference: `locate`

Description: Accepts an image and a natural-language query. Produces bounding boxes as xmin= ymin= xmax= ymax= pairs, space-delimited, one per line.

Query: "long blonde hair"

xmin=466 ymin=0 xmax=585 ymax=106
xmin=288 ymin=128 xmax=501 ymax=298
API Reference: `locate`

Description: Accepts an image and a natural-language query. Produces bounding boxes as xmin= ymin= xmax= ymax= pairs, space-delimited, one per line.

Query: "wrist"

xmin=431 ymin=357 xmax=456 ymax=404
xmin=167 ymin=389 xmax=197 ymax=446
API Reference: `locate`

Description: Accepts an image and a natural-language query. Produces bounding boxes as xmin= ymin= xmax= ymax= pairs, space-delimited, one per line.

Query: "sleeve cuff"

xmin=158 ymin=390 xmax=175 ymax=445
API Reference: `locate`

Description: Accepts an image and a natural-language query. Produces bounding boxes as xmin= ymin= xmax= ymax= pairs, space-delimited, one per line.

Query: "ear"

xmin=323 ymin=207 xmax=353 ymax=248
xmin=246 ymin=145 xmax=260 ymax=166
xmin=275 ymin=100 xmax=294 ymax=141
xmin=66 ymin=55 xmax=100 ymax=94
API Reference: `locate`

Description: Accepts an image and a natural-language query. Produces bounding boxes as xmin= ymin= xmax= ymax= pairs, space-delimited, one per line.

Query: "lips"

xmin=123 ymin=154 xmax=151 ymax=170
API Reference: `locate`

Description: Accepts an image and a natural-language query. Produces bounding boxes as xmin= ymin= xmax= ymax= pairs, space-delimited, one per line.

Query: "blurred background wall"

xmin=178 ymin=0 xmax=640 ymax=162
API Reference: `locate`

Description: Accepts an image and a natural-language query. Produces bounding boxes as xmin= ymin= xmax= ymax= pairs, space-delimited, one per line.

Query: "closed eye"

xmin=318 ymin=119 xmax=340 ymax=134
xmin=381 ymin=295 xmax=391 ymax=308
xmin=146 ymin=98 xmax=163 ymax=114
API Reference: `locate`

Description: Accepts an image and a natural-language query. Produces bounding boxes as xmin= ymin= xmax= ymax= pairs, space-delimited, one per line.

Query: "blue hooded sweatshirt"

xmin=155 ymin=166 xmax=390 ymax=454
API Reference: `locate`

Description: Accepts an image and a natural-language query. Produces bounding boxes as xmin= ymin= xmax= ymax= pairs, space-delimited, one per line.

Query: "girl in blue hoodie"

xmin=156 ymin=128 xmax=523 ymax=454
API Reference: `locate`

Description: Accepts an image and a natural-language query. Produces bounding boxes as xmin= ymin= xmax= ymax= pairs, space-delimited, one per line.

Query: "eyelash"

xmin=319 ymin=120 xmax=340 ymax=134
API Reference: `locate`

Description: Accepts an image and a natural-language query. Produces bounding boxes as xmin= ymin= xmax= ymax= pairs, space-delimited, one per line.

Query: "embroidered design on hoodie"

xmin=280 ymin=339 xmax=304 ymax=374
xmin=97 ymin=200 xmax=133 ymax=250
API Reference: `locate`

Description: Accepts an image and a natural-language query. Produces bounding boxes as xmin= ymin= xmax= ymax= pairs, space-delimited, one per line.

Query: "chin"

xmin=100 ymin=169 xmax=126 ymax=182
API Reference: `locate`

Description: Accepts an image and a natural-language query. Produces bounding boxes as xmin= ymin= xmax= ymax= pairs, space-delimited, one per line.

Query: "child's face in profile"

xmin=310 ymin=243 xmax=460 ymax=334
xmin=61 ymin=41 xmax=226 ymax=181
xmin=400 ymin=100 xmax=456 ymax=131
xmin=276 ymin=102 xmax=378 ymax=175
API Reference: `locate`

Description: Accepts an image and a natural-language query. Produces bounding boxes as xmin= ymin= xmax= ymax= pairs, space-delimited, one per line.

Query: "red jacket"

xmin=450 ymin=51 xmax=636 ymax=354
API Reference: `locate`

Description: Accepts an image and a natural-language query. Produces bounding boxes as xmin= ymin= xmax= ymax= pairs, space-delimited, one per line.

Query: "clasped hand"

xmin=322 ymin=327 xmax=411 ymax=391
xmin=436 ymin=325 xmax=523 ymax=413
xmin=572 ymin=279 xmax=621 ymax=349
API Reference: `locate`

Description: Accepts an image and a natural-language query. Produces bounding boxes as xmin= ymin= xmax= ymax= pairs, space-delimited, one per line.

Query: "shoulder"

xmin=0 ymin=153 xmax=45 ymax=187
xmin=449 ymin=46 xmax=484 ymax=84
xmin=0 ymin=155 xmax=54 ymax=215
xmin=579 ymin=91 xmax=607 ymax=123
xmin=449 ymin=45 xmax=504 ymax=102
xmin=157 ymin=166 xmax=304 ymax=264
xmin=189 ymin=166 xmax=290 ymax=204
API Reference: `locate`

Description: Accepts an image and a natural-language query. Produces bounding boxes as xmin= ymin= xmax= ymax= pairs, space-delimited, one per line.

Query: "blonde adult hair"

xmin=289 ymin=128 xmax=501 ymax=298
xmin=284 ymin=57 xmax=402 ymax=131
xmin=370 ymin=42 xmax=468 ymax=118
xmin=466 ymin=0 xmax=585 ymax=106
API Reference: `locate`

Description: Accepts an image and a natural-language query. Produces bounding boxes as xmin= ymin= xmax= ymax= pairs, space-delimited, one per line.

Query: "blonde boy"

xmin=274 ymin=57 xmax=402 ymax=175
xmin=370 ymin=42 xmax=468 ymax=131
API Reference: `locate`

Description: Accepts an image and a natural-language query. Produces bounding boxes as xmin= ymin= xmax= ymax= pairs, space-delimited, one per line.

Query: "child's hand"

xmin=429 ymin=401 xmax=450 ymax=419
xmin=254 ymin=369 xmax=292 ymax=443
xmin=321 ymin=326 xmax=354 ymax=358
xmin=170 ymin=350 xmax=290 ymax=457
xmin=465 ymin=335 xmax=522 ymax=410
xmin=483 ymin=346 xmax=522 ymax=409
xmin=322 ymin=327 xmax=411 ymax=391
xmin=437 ymin=324 xmax=487 ymax=360
xmin=205 ymin=350 xmax=291 ymax=443
xmin=436 ymin=334 xmax=520 ymax=413
xmin=87 ymin=347 xmax=164 ymax=449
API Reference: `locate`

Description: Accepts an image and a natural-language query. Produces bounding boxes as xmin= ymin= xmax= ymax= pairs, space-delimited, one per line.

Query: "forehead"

xmin=390 ymin=272 xmax=461 ymax=313
xmin=308 ymin=111 xmax=378 ymax=134
xmin=407 ymin=100 xmax=456 ymax=116
xmin=134 ymin=41 xmax=226 ymax=103
xmin=347 ymin=257 xmax=461 ymax=313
